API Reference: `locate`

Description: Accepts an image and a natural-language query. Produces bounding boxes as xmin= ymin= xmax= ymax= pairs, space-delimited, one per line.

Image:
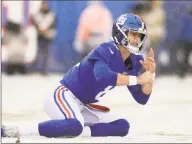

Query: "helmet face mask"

xmin=122 ymin=29 xmax=147 ymax=53
xmin=112 ymin=13 xmax=148 ymax=54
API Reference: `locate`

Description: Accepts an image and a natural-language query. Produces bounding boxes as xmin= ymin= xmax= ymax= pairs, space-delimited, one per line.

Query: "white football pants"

xmin=44 ymin=85 xmax=120 ymax=127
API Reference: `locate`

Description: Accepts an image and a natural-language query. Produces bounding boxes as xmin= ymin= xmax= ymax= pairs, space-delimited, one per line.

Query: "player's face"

xmin=127 ymin=31 xmax=142 ymax=48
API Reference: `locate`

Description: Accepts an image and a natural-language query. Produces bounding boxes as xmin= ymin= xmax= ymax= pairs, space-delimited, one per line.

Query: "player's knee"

xmin=38 ymin=119 xmax=83 ymax=138
xmin=70 ymin=119 xmax=83 ymax=136
xmin=63 ymin=119 xmax=83 ymax=137
xmin=116 ymin=119 xmax=130 ymax=137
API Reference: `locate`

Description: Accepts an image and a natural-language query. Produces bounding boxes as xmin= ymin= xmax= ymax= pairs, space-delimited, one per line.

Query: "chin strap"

xmin=127 ymin=44 xmax=140 ymax=54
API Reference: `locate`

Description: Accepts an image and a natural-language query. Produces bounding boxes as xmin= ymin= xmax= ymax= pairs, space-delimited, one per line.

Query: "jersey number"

xmin=95 ymin=86 xmax=114 ymax=100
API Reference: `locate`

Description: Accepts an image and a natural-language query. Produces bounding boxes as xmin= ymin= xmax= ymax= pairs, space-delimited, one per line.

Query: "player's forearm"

xmin=141 ymin=72 xmax=155 ymax=95
xmin=141 ymin=82 xmax=153 ymax=95
xmin=116 ymin=73 xmax=128 ymax=86
xmin=94 ymin=60 xmax=142 ymax=86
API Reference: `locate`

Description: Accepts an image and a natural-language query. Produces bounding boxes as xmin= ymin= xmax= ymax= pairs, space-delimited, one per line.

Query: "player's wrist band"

xmin=152 ymin=73 xmax=156 ymax=81
xmin=129 ymin=76 xmax=137 ymax=86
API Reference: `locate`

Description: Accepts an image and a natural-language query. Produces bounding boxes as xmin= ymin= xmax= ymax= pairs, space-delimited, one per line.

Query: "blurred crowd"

xmin=1 ymin=0 xmax=192 ymax=78
xmin=2 ymin=0 xmax=56 ymax=75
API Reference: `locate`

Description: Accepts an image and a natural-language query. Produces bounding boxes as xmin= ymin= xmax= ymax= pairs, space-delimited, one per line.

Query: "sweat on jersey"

xmin=60 ymin=41 xmax=150 ymax=104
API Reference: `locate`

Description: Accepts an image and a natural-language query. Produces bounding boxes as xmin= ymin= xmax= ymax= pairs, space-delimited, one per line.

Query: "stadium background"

xmin=2 ymin=1 xmax=192 ymax=74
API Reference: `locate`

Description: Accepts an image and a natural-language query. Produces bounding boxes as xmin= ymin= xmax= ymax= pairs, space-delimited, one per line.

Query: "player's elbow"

xmin=137 ymin=96 xmax=150 ymax=105
xmin=137 ymin=99 xmax=148 ymax=105
xmin=95 ymin=69 xmax=117 ymax=86
xmin=96 ymin=75 xmax=105 ymax=83
xmin=96 ymin=75 xmax=112 ymax=85
xmin=96 ymin=73 xmax=108 ymax=82
xmin=134 ymin=95 xmax=150 ymax=105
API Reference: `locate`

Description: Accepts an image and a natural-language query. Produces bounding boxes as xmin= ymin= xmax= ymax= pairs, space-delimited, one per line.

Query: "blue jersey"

xmin=60 ymin=41 xmax=145 ymax=104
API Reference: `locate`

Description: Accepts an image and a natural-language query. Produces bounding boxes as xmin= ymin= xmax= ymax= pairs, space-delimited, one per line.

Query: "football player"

xmin=2 ymin=13 xmax=156 ymax=138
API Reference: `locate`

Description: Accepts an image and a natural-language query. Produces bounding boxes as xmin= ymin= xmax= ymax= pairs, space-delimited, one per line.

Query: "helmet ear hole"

xmin=125 ymin=30 xmax=129 ymax=36
xmin=140 ymin=33 xmax=145 ymax=41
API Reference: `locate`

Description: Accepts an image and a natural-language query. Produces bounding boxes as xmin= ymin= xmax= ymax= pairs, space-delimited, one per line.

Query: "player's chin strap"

xmin=127 ymin=44 xmax=140 ymax=54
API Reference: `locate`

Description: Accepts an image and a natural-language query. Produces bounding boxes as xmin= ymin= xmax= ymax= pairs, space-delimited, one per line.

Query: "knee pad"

xmin=111 ymin=119 xmax=130 ymax=137
xmin=63 ymin=119 xmax=83 ymax=137
xmin=38 ymin=119 xmax=83 ymax=138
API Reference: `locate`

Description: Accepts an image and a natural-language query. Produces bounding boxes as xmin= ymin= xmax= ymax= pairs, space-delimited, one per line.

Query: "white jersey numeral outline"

xmin=75 ymin=62 xmax=80 ymax=67
xmin=95 ymin=86 xmax=113 ymax=100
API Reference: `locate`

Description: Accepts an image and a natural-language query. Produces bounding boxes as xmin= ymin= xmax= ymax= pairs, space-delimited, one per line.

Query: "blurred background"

xmin=1 ymin=0 xmax=192 ymax=78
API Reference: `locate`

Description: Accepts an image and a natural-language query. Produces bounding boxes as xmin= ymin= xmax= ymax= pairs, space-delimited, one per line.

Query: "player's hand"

xmin=137 ymin=71 xmax=153 ymax=85
xmin=139 ymin=48 xmax=156 ymax=73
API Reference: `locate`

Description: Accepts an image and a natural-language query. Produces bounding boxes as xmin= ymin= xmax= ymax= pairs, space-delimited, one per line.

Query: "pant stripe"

xmin=54 ymin=86 xmax=67 ymax=118
xmin=61 ymin=90 xmax=76 ymax=118
xmin=54 ymin=85 xmax=73 ymax=119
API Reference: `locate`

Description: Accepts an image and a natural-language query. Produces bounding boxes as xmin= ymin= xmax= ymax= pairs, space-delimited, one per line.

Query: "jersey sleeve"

xmin=88 ymin=43 xmax=112 ymax=64
xmin=127 ymin=54 xmax=150 ymax=105
xmin=127 ymin=85 xmax=150 ymax=105
xmin=135 ymin=54 xmax=144 ymax=75
xmin=127 ymin=54 xmax=144 ymax=76
xmin=93 ymin=59 xmax=117 ymax=86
